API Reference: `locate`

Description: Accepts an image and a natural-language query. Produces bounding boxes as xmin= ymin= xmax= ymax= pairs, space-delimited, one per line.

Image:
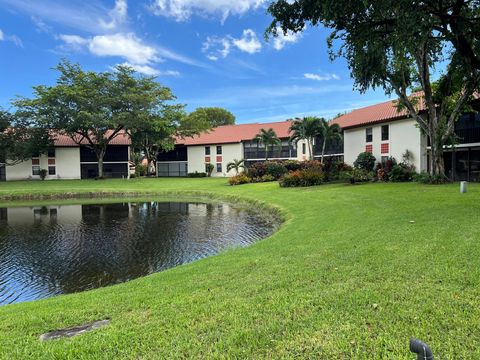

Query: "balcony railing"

xmin=455 ymin=127 xmax=480 ymax=144
xmin=244 ymin=148 xmax=297 ymax=160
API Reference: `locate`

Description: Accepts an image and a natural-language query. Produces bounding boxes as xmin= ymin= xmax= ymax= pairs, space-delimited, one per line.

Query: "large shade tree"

xmin=186 ymin=107 xmax=235 ymax=128
xmin=289 ymin=117 xmax=321 ymax=160
xmin=254 ymin=128 xmax=281 ymax=160
xmin=268 ymin=0 xmax=480 ymax=177
xmin=15 ymin=61 xmax=187 ymax=178
xmin=0 ymin=109 xmax=51 ymax=167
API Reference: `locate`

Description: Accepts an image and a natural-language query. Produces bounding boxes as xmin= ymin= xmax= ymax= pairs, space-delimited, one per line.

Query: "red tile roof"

xmin=331 ymin=93 xmax=426 ymax=129
xmin=52 ymin=130 xmax=131 ymax=146
xmin=178 ymin=121 xmax=294 ymax=146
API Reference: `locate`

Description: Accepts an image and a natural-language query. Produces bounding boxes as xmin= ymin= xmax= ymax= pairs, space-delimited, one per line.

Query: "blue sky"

xmin=0 ymin=0 xmax=393 ymax=123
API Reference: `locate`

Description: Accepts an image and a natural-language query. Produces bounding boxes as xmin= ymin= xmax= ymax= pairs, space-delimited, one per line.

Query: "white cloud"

xmin=58 ymin=31 xmax=205 ymax=69
xmin=88 ymin=33 xmax=158 ymax=65
xmin=304 ymin=73 xmax=340 ymax=81
xmin=272 ymin=26 xmax=302 ymax=50
xmin=99 ymin=0 xmax=127 ymax=30
xmin=31 ymin=16 xmax=51 ymax=33
xmin=0 ymin=28 xmax=23 ymax=47
xmin=232 ymin=29 xmax=261 ymax=54
xmin=117 ymin=62 xmax=180 ymax=76
xmin=58 ymin=34 xmax=89 ymax=45
xmin=202 ymin=36 xmax=232 ymax=61
xmin=0 ymin=0 xmax=115 ymax=34
xmin=202 ymin=29 xmax=262 ymax=60
xmin=149 ymin=0 xmax=267 ymax=22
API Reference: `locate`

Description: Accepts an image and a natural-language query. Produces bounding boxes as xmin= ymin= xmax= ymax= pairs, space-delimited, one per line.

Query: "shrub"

xmin=299 ymin=160 xmax=323 ymax=171
xmin=129 ymin=173 xmax=136 ymax=179
xmin=265 ymin=162 xmax=288 ymax=179
xmin=260 ymin=174 xmax=276 ymax=182
xmin=340 ymin=168 xmax=374 ymax=184
xmin=413 ymin=172 xmax=449 ymax=184
xmin=248 ymin=161 xmax=287 ymax=180
xmin=135 ymin=164 xmax=147 ymax=177
xmin=323 ymin=159 xmax=352 ymax=181
xmin=205 ymin=163 xmax=214 ymax=177
xmin=354 ymin=152 xmax=376 ymax=171
xmin=283 ymin=160 xmax=302 ymax=172
xmin=228 ymin=173 xmax=252 ymax=186
xmin=389 ymin=164 xmax=415 ymax=182
xmin=279 ymin=168 xmax=324 ymax=187
xmin=188 ymin=172 xmax=207 ymax=178
xmin=247 ymin=162 xmax=267 ymax=178
xmin=39 ymin=169 xmax=48 ymax=180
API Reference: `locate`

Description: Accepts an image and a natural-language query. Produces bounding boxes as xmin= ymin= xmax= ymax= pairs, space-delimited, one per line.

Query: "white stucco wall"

xmin=6 ymin=147 xmax=81 ymax=181
xmin=5 ymin=205 xmax=82 ymax=225
xmin=344 ymin=118 xmax=427 ymax=172
xmin=187 ymin=143 xmax=244 ymax=177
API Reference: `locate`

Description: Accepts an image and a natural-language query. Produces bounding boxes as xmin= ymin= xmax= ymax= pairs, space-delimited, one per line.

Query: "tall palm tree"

xmin=318 ymin=118 xmax=343 ymax=164
xmin=289 ymin=117 xmax=321 ymax=160
xmin=226 ymin=158 xmax=245 ymax=174
xmin=254 ymin=128 xmax=281 ymax=160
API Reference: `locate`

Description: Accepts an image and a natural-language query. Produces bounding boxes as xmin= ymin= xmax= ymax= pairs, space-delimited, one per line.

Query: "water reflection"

xmin=0 ymin=202 xmax=278 ymax=305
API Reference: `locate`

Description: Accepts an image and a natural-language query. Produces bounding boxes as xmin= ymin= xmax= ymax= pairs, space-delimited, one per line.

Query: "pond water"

xmin=0 ymin=201 xmax=279 ymax=305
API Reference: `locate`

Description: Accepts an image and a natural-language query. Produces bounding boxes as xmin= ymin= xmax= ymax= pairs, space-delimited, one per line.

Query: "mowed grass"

xmin=0 ymin=178 xmax=479 ymax=359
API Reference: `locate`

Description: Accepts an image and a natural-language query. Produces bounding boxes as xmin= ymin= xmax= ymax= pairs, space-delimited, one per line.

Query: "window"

xmin=32 ymin=165 xmax=40 ymax=176
xmin=381 ymin=125 xmax=389 ymax=141
xmin=47 ymin=148 xmax=56 ymax=158
xmin=302 ymin=143 xmax=306 ymax=155
xmin=205 ymin=146 xmax=210 ymax=155
xmin=216 ymin=163 xmax=222 ymax=173
xmin=366 ymin=128 xmax=373 ymax=143
xmin=48 ymin=166 xmax=56 ymax=175
xmin=216 ymin=145 xmax=222 ymax=154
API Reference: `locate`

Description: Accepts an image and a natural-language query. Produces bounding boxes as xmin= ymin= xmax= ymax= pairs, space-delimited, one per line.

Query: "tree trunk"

xmin=98 ymin=157 xmax=104 ymax=178
xmin=321 ymin=139 xmax=327 ymax=164
xmin=96 ymin=148 xmax=106 ymax=178
xmin=429 ymin=131 xmax=446 ymax=177
xmin=308 ymin=139 xmax=314 ymax=160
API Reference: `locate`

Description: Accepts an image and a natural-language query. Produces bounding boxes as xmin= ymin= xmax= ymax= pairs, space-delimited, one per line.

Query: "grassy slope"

xmin=0 ymin=179 xmax=479 ymax=359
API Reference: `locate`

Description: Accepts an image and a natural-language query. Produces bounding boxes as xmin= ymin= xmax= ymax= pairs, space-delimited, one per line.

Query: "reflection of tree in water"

xmin=0 ymin=201 xmax=278 ymax=304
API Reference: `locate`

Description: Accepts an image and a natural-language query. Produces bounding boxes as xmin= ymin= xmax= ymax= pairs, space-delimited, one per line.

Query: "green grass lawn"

xmin=0 ymin=178 xmax=479 ymax=359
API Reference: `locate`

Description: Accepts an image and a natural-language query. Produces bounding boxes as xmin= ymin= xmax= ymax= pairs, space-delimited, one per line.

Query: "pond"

xmin=0 ymin=200 xmax=279 ymax=306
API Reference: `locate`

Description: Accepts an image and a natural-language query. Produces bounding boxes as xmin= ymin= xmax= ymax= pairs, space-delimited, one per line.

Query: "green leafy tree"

xmin=226 ymin=159 xmax=245 ymax=175
xmin=267 ymin=0 xmax=480 ymax=177
xmin=254 ymin=128 xmax=281 ymax=160
xmin=15 ymin=60 xmax=181 ymax=178
xmin=186 ymin=107 xmax=235 ymax=128
xmin=0 ymin=109 xmax=51 ymax=166
xmin=318 ymin=119 xmax=343 ymax=164
xmin=289 ymin=117 xmax=321 ymax=160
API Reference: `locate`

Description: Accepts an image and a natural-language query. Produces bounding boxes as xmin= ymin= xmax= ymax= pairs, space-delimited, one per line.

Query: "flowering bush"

xmin=228 ymin=173 xmax=252 ymax=185
xmin=279 ymin=168 xmax=324 ymax=187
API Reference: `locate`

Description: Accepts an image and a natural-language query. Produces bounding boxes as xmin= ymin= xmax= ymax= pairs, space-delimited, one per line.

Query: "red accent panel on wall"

xmin=381 ymin=143 xmax=389 ymax=154
xmin=216 ymin=156 xmax=222 ymax=162
xmin=32 ymin=158 xmax=40 ymax=165
xmin=48 ymin=159 xmax=56 ymax=165
xmin=205 ymin=156 xmax=211 ymax=163
xmin=365 ymin=145 xmax=373 ymax=153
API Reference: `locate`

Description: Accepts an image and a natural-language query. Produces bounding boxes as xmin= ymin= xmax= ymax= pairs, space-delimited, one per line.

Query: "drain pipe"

xmin=410 ymin=338 xmax=434 ymax=360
